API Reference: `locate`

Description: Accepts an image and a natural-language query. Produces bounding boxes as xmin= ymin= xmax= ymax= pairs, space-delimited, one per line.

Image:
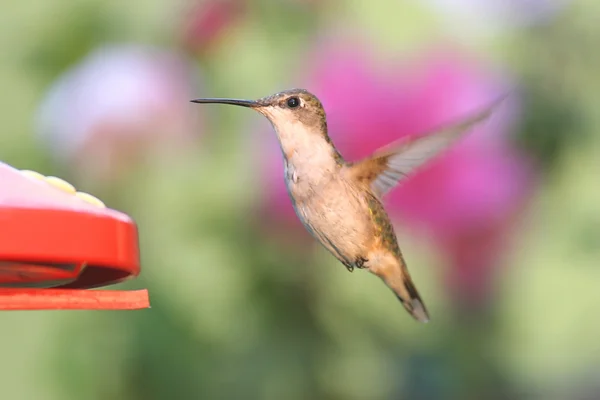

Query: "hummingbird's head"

xmin=191 ymin=88 xmax=328 ymax=134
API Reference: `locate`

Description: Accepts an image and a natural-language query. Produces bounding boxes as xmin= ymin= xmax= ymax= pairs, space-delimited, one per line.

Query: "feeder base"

xmin=0 ymin=289 xmax=150 ymax=310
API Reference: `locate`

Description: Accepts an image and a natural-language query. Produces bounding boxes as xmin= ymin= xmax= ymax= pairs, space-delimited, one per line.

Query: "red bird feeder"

xmin=0 ymin=162 xmax=149 ymax=310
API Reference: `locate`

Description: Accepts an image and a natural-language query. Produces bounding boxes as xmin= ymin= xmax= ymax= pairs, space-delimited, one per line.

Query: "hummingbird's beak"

xmin=190 ymin=98 xmax=259 ymax=108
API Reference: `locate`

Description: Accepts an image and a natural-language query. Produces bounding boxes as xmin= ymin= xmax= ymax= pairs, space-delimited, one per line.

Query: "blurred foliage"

xmin=1 ymin=1 xmax=599 ymax=400
xmin=510 ymin=4 xmax=598 ymax=171
xmin=24 ymin=3 xmax=125 ymax=85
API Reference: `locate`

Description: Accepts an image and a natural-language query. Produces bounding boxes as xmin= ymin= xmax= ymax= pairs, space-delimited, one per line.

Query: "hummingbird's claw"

xmin=355 ymin=256 xmax=369 ymax=269
xmin=343 ymin=257 xmax=369 ymax=272
xmin=343 ymin=262 xmax=354 ymax=272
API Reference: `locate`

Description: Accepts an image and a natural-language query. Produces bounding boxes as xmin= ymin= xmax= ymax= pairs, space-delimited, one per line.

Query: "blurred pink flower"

xmin=259 ymin=42 xmax=537 ymax=303
xmin=36 ymin=44 xmax=201 ymax=183
xmin=180 ymin=0 xmax=247 ymax=56
xmin=395 ymin=143 xmax=535 ymax=307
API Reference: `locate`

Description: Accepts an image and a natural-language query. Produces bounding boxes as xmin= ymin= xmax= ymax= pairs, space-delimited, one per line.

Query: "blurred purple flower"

xmin=180 ymin=0 xmax=247 ymax=56
xmin=37 ymin=44 xmax=201 ymax=183
xmin=260 ymin=42 xmax=537 ymax=303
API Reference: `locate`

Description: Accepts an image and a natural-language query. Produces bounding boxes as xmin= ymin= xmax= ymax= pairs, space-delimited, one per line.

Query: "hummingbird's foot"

xmin=342 ymin=257 xmax=368 ymax=272
xmin=342 ymin=261 xmax=354 ymax=272
xmin=355 ymin=256 xmax=369 ymax=269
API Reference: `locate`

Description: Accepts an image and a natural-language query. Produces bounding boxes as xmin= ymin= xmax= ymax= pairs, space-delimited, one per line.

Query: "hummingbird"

xmin=191 ymin=89 xmax=500 ymax=323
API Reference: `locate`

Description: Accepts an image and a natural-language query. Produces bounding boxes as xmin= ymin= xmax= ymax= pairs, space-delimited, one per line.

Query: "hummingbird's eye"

xmin=286 ymin=97 xmax=300 ymax=108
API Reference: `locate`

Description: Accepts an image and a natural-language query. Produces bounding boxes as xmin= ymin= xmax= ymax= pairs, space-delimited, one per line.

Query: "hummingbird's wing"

xmin=346 ymin=99 xmax=501 ymax=198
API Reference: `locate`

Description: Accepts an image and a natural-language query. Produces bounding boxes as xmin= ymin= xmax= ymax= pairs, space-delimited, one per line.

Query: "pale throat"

xmin=272 ymin=119 xmax=337 ymax=174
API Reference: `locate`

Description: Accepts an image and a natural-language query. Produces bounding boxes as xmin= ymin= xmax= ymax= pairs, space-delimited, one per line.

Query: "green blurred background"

xmin=1 ymin=1 xmax=599 ymax=399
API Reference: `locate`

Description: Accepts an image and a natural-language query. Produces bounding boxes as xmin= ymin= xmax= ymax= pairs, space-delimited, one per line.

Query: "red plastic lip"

xmin=0 ymin=162 xmax=148 ymax=310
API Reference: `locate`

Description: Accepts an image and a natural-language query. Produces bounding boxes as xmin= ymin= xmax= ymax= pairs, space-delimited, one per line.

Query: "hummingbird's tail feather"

xmin=373 ymin=257 xmax=430 ymax=323
xmin=395 ymin=274 xmax=430 ymax=323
